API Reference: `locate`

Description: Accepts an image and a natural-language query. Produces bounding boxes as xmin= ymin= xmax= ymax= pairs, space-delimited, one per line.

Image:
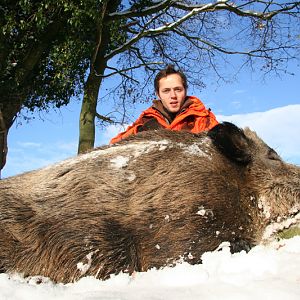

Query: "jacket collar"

xmin=151 ymin=97 xmax=199 ymax=123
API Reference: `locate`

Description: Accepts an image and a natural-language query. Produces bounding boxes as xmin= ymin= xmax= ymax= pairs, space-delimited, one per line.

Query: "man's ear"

xmin=207 ymin=122 xmax=252 ymax=165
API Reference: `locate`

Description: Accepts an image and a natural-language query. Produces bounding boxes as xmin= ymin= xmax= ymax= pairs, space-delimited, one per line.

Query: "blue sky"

xmin=2 ymin=64 xmax=300 ymax=178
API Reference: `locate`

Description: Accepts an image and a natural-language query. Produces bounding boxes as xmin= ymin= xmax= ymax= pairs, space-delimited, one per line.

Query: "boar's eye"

xmin=267 ymin=148 xmax=281 ymax=161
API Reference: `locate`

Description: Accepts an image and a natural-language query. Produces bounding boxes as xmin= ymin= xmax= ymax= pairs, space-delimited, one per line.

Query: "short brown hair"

xmin=154 ymin=65 xmax=188 ymax=93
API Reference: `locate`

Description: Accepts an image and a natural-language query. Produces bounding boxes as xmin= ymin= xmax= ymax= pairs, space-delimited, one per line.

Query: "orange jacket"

xmin=110 ymin=96 xmax=218 ymax=144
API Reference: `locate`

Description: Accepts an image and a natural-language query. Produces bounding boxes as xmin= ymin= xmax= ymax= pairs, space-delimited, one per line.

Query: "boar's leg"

xmin=208 ymin=122 xmax=252 ymax=165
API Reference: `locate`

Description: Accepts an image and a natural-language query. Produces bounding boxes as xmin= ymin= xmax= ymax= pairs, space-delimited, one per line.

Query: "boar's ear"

xmin=207 ymin=122 xmax=252 ymax=165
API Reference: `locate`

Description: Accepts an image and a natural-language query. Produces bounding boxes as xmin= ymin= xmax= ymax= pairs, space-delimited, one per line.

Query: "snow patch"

xmin=77 ymin=251 xmax=97 ymax=276
xmin=258 ymin=196 xmax=271 ymax=219
xmin=183 ymin=144 xmax=209 ymax=157
xmin=130 ymin=140 xmax=170 ymax=158
xmin=262 ymin=212 xmax=300 ymax=241
xmin=196 ymin=206 xmax=206 ymax=216
xmin=43 ymin=140 xmax=171 ymax=172
xmin=126 ymin=171 xmax=136 ymax=182
xmin=196 ymin=206 xmax=214 ymax=218
xmin=110 ymin=156 xmax=129 ymax=169
xmin=42 ymin=137 xmax=212 ymax=174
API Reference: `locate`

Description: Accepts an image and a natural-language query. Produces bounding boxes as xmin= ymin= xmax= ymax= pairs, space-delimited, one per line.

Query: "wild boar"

xmin=0 ymin=122 xmax=299 ymax=283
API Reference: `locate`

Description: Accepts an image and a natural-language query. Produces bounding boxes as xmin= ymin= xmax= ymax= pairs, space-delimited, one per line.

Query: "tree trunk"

xmin=77 ymin=0 xmax=121 ymax=154
xmin=0 ymin=100 xmax=22 ymax=177
xmin=0 ymin=109 xmax=8 ymax=176
xmin=77 ymin=71 xmax=102 ymax=154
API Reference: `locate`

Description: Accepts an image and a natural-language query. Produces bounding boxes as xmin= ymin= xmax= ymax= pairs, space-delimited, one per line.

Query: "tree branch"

xmin=104 ymin=2 xmax=222 ymax=61
xmin=105 ymin=1 xmax=300 ymax=62
xmin=99 ymin=62 xmax=163 ymax=79
xmin=95 ymin=112 xmax=114 ymax=124
xmin=108 ymin=0 xmax=174 ymax=20
xmin=110 ymin=1 xmax=300 ymax=22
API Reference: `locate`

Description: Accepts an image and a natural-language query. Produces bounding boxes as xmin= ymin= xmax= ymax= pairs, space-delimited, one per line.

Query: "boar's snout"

xmin=249 ymin=140 xmax=300 ymax=221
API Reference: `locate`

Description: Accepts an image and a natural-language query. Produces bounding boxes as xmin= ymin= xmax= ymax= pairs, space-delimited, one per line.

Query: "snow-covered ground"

xmin=1 ymin=237 xmax=300 ymax=300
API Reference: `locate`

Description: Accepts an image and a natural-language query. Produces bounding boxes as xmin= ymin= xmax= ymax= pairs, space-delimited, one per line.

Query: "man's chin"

xmin=167 ymin=107 xmax=180 ymax=113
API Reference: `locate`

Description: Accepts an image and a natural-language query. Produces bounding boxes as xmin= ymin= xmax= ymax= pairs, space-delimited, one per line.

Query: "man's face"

xmin=157 ymin=74 xmax=187 ymax=113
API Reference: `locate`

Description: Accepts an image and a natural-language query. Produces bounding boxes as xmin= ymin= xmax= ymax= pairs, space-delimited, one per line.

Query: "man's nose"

xmin=170 ymin=89 xmax=176 ymax=98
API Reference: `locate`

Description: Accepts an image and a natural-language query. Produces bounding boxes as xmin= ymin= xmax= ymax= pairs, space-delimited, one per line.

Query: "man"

xmin=110 ymin=65 xmax=218 ymax=144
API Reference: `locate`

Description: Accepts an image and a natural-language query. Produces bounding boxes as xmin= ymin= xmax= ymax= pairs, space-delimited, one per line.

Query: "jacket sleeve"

xmin=109 ymin=114 xmax=146 ymax=144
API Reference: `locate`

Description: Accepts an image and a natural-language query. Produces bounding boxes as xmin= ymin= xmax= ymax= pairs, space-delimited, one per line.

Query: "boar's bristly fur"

xmin=0 ymin=122 xmax=299 ymax=283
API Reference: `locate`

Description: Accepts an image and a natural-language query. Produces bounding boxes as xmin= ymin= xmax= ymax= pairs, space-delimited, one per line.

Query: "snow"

xmin=257 ymin=196 xmax=271 ymax=219
xmin=42 ymin=140 xmax=171 ymax=172
xmin=1 ymin=237 xmax=300 ymax=299
xmin=76 ymin=251 xmax=98 ymax=277
xmin=43 ymin=138 xmax=210 ymax=175
xmin=196 ymin=206 xmax=214 ymax=219
xmin=110 ymin=155 xmax=130 ymax=169
xmin=263 ymin=212 xmax=300 ymax=241
xmin=182 ymin=143 xmax=209 ymax=158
